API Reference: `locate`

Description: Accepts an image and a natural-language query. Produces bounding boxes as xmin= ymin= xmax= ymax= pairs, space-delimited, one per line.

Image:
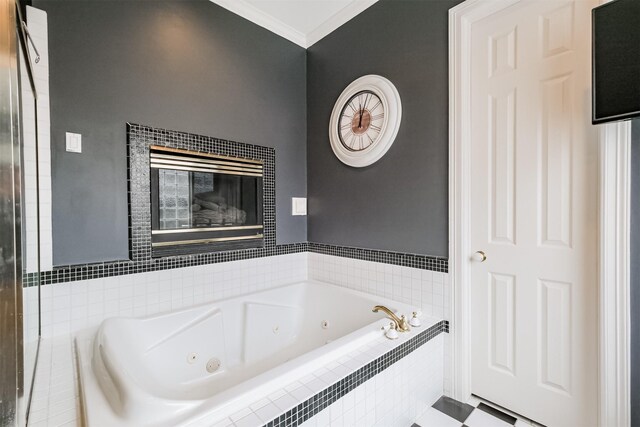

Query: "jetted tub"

xmin=76 ymin=280 xmax=430 ymax=426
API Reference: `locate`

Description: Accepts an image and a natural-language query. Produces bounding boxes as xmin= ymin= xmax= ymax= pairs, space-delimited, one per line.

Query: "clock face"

xmin=328 ymin=75 xmax=401 ymax=167
xmin=338 ymin=90 xmax=384 ymax=152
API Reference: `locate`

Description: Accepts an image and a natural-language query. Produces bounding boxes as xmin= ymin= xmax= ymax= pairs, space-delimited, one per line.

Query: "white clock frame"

xmin=328 ymin=75 xmax=402 ymax=168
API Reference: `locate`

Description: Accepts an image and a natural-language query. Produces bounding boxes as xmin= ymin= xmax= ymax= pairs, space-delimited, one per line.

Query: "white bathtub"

xmin=76 ymin=280 xmax=432 ymax=426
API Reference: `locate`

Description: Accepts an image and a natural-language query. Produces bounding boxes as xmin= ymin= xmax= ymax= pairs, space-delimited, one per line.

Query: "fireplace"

xmin=149 ymin=145 xmax=264 ymax=256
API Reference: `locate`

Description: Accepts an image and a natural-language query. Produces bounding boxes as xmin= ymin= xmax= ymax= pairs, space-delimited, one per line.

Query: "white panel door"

xmin=469 ymin=1 xmax=598 ymax=425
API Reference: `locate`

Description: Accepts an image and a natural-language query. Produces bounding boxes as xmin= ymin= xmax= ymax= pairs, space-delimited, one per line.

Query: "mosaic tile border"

xmin=264 ymin=320 xmax=449 ymax=427
xmin=22 ymin=243 xmax=308 ymax=287
xmin=23 ymin=242 xmax=449 ymax=287
xmin=308 ymin=242 xmax=448 ymax=273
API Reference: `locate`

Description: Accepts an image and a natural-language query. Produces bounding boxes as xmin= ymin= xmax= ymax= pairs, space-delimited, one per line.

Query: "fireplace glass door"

xmin=149 ymin=146 xmax=263 ymax=256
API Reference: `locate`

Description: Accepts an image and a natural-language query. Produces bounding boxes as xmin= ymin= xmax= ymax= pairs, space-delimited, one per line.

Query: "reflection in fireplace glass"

xmin=158 ymin=170 xmax=215 ymax=229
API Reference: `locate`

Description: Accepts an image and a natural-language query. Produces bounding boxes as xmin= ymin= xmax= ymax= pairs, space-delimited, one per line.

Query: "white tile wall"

xmin=308 ymin=253 xmax=449 ymax=320
xmin=40 ymin=252 xmax=308 ymax=338
xmin=20 ymin=6 xmax=53 ymax=274
xmin=24 ymin=285 xmax=40 ymax=353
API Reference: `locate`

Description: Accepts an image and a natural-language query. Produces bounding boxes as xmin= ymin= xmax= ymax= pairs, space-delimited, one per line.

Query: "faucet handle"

xmin=409 ymin=311 xmax=422 ymax=327
xmin=385 ymin=322 xmax=399 ymax=340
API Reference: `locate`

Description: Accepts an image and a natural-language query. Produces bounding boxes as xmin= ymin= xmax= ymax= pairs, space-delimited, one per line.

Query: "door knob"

xmin=473 ymin=251 xmax=487 ymax=262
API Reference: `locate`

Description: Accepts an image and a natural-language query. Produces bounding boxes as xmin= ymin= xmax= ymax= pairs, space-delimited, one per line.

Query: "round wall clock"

xmin=329 ymin=75 xmax=402 ymax=167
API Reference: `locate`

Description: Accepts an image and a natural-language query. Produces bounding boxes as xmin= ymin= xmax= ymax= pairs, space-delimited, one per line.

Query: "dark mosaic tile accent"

xmin=23 ymin=272 xmax=39 ymax=287
xmin=23 ymin=241 xmax=450 ymax=287
xmin=23 ymin=243 xmax=309 ymax=287
xmin=308 ymin=242 xmax=448 ymax=273
xmin=263 ymin=320 xmax=449 ymax=427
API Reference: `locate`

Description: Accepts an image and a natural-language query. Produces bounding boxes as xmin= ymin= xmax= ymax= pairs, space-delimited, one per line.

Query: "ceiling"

xmin=210 ymin=0 xmax=379 ymax=48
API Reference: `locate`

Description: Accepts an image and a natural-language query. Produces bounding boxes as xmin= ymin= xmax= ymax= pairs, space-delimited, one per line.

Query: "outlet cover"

xmin=291 ymin=197 xmax=307 ymax=216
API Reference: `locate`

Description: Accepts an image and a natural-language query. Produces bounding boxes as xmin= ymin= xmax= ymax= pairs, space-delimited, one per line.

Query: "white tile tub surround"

xmin=308 ymin=252 xmax=452 ymax=395
xmin=31 ymin=251 xmax=449 ymax=426
xmin=214 ymin=332 xmax=445 ymax=427
xmin=28 ymin=335 xmax=79 ymax=427
xmin=28 ymin=323 xmax=444 ymax=427
xmin=40 ymin=252 xmax=308 ymax=338
xmin=298 ymin=335 xmax=443 ymax=427
xmin=20 ymin=6 xmax=53 ymax=273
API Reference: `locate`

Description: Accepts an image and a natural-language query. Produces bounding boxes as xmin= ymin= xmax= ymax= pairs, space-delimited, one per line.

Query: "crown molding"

xmin=210 ymin=0 xmax=378 ymax=49
xmin=210 ymin=0 xmax=307 ymax=48
xmin=306 ymin=0 xmax=378 ymax=47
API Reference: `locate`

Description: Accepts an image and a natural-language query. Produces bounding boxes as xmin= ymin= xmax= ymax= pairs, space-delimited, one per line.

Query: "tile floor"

xmin=414 ymin=396 xmax=542 ymax=427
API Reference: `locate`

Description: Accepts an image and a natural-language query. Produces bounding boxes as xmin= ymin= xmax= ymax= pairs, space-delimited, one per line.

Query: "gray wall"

xmin=35 ymin=0 xmax=307 ymax=266
xmin=306 ymin=0 xmax=461 ymax=257
xmin=631 ymin=119 xmax=639 ymax=426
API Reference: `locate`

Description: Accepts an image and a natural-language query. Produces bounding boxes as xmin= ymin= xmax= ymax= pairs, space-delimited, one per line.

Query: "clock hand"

xmin=359 ymin=94 xmax=367 ymax=128
xmin=359 ymin=93 xmax=371 ymax=128
xmin=363 ymin=93 xmax=369 ymax=111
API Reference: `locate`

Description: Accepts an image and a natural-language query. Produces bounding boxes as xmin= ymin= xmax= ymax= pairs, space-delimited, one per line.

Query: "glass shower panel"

xmin=17 ymin=14 xmax=41 ymax=426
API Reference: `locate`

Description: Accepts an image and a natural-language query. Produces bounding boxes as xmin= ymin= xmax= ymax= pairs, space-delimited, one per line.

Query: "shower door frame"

xmin=0 ymin=0 xmax=42 ymax=424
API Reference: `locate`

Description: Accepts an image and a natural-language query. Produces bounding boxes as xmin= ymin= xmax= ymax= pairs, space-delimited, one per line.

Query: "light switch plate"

xmin=66 ymin=132 xmax=82 ymax=153
xmin=291 ymin=197 xmax=307 ymax=216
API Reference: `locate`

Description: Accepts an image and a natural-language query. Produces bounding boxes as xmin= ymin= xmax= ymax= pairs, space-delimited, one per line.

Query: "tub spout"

xmin=372 ymin=305 xmax=410 ymax=332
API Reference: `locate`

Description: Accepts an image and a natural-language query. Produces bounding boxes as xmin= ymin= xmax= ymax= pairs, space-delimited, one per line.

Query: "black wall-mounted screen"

xmin=593 ymin=0 xmax=640 ymax=124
